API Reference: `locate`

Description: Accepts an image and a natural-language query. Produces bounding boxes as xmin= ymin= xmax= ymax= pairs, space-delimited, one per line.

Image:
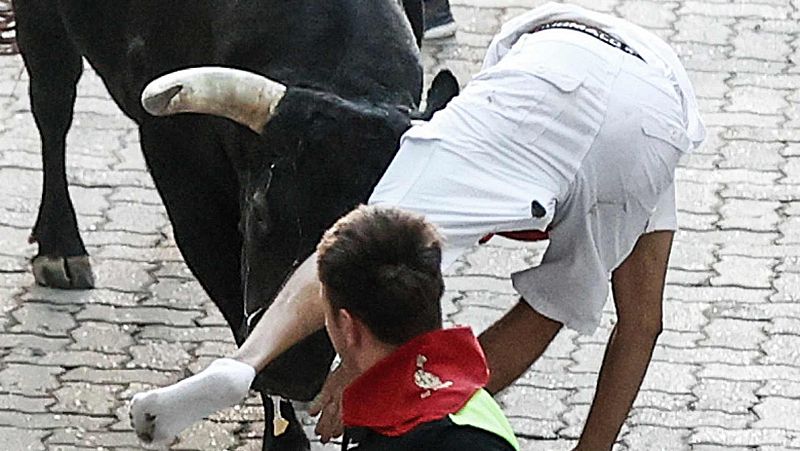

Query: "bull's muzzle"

xmin=141 ymin=66 xmax=287 ymax=133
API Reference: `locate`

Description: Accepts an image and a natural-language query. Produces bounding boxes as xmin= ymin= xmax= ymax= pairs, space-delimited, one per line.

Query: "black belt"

xmin=530 ymin=20 xmax=645 ymax=63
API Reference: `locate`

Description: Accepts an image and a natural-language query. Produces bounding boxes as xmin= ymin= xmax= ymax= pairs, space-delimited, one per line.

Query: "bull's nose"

xmin=141 ymin=84 xmax=183 ymax=116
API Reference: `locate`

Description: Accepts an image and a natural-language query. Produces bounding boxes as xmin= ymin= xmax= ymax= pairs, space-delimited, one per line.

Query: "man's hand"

xmin=309 ymin=363 xmax=359 ymax=443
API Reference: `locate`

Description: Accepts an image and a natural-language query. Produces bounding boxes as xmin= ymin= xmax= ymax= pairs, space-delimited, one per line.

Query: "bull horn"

xmin=141 ymin=67 xmax=287 ymax=133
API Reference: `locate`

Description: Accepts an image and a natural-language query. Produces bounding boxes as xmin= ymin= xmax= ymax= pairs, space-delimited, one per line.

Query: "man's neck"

xmin=353 ymin=339 xmax=398 ymax=375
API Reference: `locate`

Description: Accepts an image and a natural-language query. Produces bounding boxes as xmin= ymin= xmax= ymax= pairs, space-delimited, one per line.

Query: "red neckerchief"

xmin=342 ymin=327 xmax=489 ymax=437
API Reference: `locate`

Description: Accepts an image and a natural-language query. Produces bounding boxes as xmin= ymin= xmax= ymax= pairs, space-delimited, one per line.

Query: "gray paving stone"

xmin=719 ymin=243 xmax=800 ymax=259
xmin=676 ymin=181 xmax=721 ymax=214
xmin=700 ymin=318 xmax=767 ymax=350
xmin=9 ymin=302 xmax=78 ymax=337
xmin=778 ymin=216 xmax=800 ymax=244
xmin=60 ymin=367 xmax=176 ymax=386
xmin=691 ymin=379 xmax=760 ymax=414
xmin=497 ymin=384 xmax=570 ymax=419
xmin=703 ymin=112 xmax=784 ymax=129
xmin=46 ymin=430 xmax=142 ymax=448
xmin=0 ymin=333 xmax=71 ymax=352
xmin=69 ymin=321 xmax=136 ymax=352
xmin=714 ymin=302 xmax=800 ymax=322
xmin=0 ymin=364 xmax=64 ymax=395
xmin=103 ymin=203 xmax=168 ymax=234
xmin=0 ymin=394 xmax=54 ymax=413
xmin=90 ymin=260 xmax=155 ymax=292
xmin=718 ymin=199 xmax=781 ymax=231
xmin=658 ymin=330 xmax=704 ymax=348
xmin=766 ymin=318 xmax=800 ymax=336
xmin=0 ymin=427 xmax=47 ymax=451
xmin=641 ymin=361 xmax=697 ymax=394
xmin=4 ymin=349 xmax=128 ymax=369
xmin=698 ymin=364 xmax=800 ymax=382
xmin=673 ymin=15 xmax=734 ymax=45
xmin=760 ymin=334 xmax=800 ymax=366
xmin=194 ymin=341 xmax=237 ymax=357
xmin=622 ymin=425 xmax=690 ymax=450
xmin=172 ymin=421 xmax=239 ymax=450
xmin=719 ymin=142 xmax=786 ymax=171
xmin=690 ymin=427 xmax=800 ymax=447
xmin=711 ymin=255 xmax=775 ymax=289
xmin=723 ymin=126 xmax=800 ymax=144
xmin=771 ymin=272 xmax=800 ymax=302
xmin=676 ymin=211 xmax=718 ymax=230
xmin=21 ymin=287 xmax=142 ymax=307
xmin=76 ymin=305 xmax=201 ymax=326
xmin=147 ymin=278 xmax=211 ymax=309
xmin=137 ymin=324 xmax=234 ymax=343
xmin=653 ymin=345 xmax=758 ymax=366
xmin=108 ymin=186 xmax=163 ymax=205
xmin=127 ymin=341 xmax=192 ymax=370
xmin=678 ymin=230 xmax=779 ymax=247
xmin=82 ymin=230 xmax=161 ymax=249
xmin=51 ymin=382 xmax=121 ymax=415
xmin=93 ymin=243 xmax=184 ymax=262
xmin=732 ymin=27 xmax=793 ymax=62
xmin=678 ymin=1 xmax=792 ymax=19
xmin=664 ymin=285 xmax=772 ymax=305
xmin=757 ymin=379 xmax=800 ymax=399
xmin=679 ymin=168 xmax=781 ymax=185
xmin=691 ymin=446 xmax=750 ymax=451
xmin=617 ymin=0 xmax=677 ymax=28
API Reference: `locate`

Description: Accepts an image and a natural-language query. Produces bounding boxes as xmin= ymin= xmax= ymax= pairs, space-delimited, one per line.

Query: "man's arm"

xmin=234 ymin=252 xmax=325 ymax=370
xmin=575 ymin=230 xmax=673 ymax=450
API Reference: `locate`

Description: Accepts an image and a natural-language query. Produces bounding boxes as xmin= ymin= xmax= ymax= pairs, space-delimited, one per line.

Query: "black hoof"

xmin=32 ymin=255 xmax=95 ymax=289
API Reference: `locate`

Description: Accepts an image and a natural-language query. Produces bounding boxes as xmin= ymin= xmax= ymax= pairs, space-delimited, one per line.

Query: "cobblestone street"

xmin=2 ymin=0 xmax=800 ymax=449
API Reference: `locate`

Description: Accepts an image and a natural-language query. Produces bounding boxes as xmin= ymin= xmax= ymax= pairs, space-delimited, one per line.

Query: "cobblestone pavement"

xmin=1 ymin=0 xmax=800 ymax=449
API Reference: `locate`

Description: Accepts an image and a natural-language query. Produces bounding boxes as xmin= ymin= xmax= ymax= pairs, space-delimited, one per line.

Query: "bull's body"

xmin=16 ymin=1 xmax=422 ymax=448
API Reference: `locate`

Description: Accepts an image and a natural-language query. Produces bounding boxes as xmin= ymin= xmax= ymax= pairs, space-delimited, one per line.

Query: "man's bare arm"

xmin=575 ymin=231 xmax=673 ymax=450
xmin=234 ymin=252 xmax=326 ymax=370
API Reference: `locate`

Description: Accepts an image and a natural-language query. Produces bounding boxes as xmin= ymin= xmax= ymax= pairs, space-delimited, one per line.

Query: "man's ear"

xmin=338 ymin=309 xmax=364 ymax=348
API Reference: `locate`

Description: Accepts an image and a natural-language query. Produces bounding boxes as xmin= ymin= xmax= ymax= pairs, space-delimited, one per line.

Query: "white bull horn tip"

xmin=141 ymin=84 xmax=183 ymax=116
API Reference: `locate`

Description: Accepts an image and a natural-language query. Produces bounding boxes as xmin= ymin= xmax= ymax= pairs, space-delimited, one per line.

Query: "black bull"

xmin=14 ymin=0 xmax=446 ymax=449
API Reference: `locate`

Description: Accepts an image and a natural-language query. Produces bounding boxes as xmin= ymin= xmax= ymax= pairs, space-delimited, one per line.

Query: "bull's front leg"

xmin=16 ymin=0 xmax=94 ymax=288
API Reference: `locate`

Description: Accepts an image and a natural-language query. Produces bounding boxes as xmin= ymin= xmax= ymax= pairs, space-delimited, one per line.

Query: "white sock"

xmin=130 ymin=358 xmax=256 ymax=444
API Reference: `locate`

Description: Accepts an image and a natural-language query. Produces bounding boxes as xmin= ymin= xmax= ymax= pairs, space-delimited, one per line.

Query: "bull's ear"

xmin=411 ymin=69 xmax=459 ymax=121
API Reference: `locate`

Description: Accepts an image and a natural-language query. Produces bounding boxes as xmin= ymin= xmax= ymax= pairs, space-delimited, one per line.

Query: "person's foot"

xmin=129 ymin=358 xmax=256 ymax=444
xmin=423 ymin=0 xmax=457 ymax=40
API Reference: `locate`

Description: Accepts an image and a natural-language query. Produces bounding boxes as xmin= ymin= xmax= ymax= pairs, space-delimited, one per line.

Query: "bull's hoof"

xmin=32 ymin=255 xmax=95 ymax=289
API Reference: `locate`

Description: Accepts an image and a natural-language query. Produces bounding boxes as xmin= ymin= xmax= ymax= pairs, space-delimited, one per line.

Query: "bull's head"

xmin=141 ymin=67 xmax=435 ymax=399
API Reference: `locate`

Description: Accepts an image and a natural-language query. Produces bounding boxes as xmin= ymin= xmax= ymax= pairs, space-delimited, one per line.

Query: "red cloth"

xmin=342 ymin=327 xmax=489 ymax=437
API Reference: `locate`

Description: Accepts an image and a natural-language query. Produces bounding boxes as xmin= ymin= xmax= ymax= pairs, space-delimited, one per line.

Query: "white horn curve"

xmin=141 ymin=66 xmax=287 ymax=133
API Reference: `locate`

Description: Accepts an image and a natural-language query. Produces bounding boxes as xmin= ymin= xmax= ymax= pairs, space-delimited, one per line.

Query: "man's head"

xmin=317 ymin=205 xmax=444 ymax=369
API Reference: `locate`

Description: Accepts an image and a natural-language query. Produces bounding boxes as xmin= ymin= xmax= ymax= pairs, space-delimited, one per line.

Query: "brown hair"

xmin=317 ymin=205 xmax=444 ymax=345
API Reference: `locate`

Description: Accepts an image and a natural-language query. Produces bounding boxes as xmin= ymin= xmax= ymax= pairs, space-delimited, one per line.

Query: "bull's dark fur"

xmin=16 ymin=1 xmax=425 ymax=449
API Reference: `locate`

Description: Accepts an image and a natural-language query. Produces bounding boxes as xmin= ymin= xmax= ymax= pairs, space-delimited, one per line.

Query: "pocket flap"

xmin=641 ymin=115 xmax=691 ymax=152
xmin=531 ymin=69 xmax=584 ymax=93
